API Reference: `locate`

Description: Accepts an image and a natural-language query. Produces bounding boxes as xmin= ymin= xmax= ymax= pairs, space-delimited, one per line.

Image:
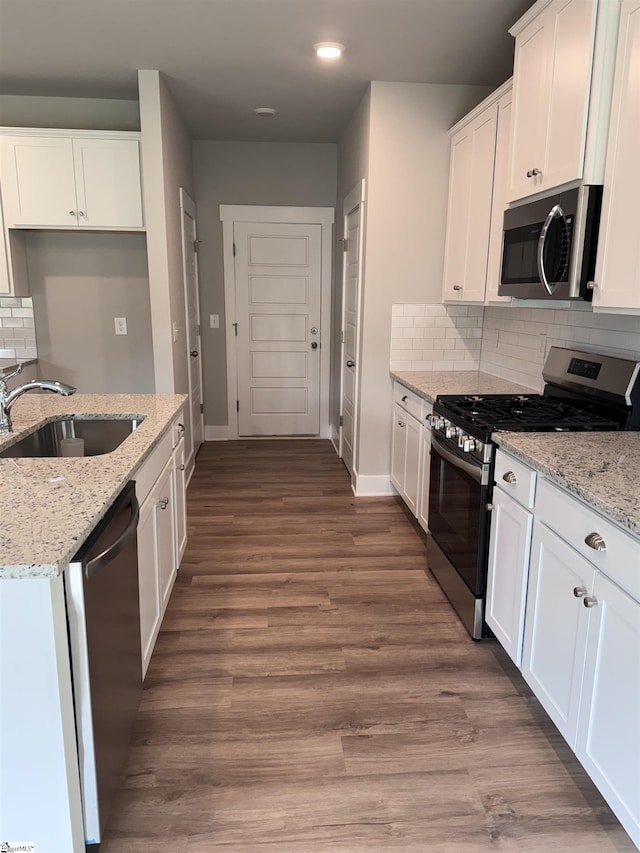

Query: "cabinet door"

xmin=509 ymin=14 xmax=550 ymax=200
xmin=72 ymin=138 xmax=143 ymax=229
xmin=593 ymin=0 xmax=640 ymax=312
xmin=576 ymin=572 xmax=640 ymax=848
xmin=403 ymin=413 xmax=421 ymax=516
xmin=509 ymin=0 xmax=597 ymax=201
xmin=484 ymin=90 xmax=512 ymax=304
xmin=485 ymin=486 xmax=533 ymax=667
xmin=442 ymin=104 xmax=498 ymax=302
xmin=417 ymin=414 xmax=432 ymax=533
xmin=0 ymin=135 xmax=77 ymax=227
xmin=155 ymin=458 xmax=177 ymax=613
xmin=391 ymin=404 xmax=407 ymax=494
xmin=173 ymin=434 xmax=188 ymax=566
xmin=0 ymin=189 xmax=9 ymax=294
xmin=138 ymin=488 xmax=161 ymax=678
xmin=522 ymin=521 xmax=591 ymax=748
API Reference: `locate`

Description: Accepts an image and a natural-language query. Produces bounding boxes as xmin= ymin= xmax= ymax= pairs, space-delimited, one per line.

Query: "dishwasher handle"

xmin=85 ymin=494 xmax=140 ymax=580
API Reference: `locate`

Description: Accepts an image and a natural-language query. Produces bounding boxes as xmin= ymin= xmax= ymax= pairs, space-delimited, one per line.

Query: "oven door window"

xmin=428 ymin=441 xmax=488 ymax=595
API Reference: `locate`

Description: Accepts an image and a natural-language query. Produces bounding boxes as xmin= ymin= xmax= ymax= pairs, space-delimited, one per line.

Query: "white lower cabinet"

xmin=486 ymin=486 xmax=533 ymax=666
xmin=416 ymin=409 xmax=432 ymax=533
xmin=576 ymin=571 xmax=640 ymax=847
xmin=135 ymin=413 xmax=187 ymax=678
xmin=391 ymin=403 xmax=421 ymax=514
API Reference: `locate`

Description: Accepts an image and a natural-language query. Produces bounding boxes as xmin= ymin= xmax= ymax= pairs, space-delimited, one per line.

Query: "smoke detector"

xmin=254 ymin=107 xmax=278 ymax=117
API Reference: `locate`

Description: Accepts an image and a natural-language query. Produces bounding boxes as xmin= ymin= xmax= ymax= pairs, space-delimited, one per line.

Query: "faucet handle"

xmin=0 ymin=363 xmax=23 ymax=386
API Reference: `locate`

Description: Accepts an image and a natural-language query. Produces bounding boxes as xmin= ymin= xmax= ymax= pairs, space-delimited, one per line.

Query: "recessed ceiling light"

xmin=254 ymin=107 xmax=278 ymax=117
xmin=314 ymin=42 xmax=345 ymax=60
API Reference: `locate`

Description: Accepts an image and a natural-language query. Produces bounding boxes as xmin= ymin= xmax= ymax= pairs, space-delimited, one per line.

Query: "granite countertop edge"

xmin=0 ymin=393 xmax=187 ymax=579
xmin=494 ymin=432 xmax=640 ymax=539
xmin=390 ymin=369 xmax=538 ymax=403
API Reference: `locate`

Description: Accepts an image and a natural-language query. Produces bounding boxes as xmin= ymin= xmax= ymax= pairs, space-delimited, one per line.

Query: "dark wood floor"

xmin=102 ymin=440 xmax=634 ymax=852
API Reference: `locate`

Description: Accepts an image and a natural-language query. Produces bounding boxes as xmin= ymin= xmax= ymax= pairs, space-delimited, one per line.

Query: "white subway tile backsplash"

xmin=391 ymin=303 xmax=483 ymax=371
xmin=0 ymin=298 xmax=38 ymax=358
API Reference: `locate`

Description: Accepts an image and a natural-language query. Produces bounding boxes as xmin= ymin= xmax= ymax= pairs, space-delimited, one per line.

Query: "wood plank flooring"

xmin=102 ymin=440 xmax=635 ymax=852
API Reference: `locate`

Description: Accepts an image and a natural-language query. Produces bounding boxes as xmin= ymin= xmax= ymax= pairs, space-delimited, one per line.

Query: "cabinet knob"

xmin=584 ymin=532 xmax=606 ymax=552
xmin=158 ymin=497 xmax=169 ymax=510
xmin=526 ymin=168 xmax=542 ymax=178
xmin=346 ymin=359 xmax=355 ymax=368
xmin=586 ymin=281 xmax=598 ymax=290
xmin=177 ymin=423 xmax=185 ymax=433
xmin=502 ymin=471 xmax=517 ymax=484
xmin=573 ymin=586 xmax=588 ymax=598
xmin=453 ymin=285 xmax=463 ymax=291
xmin=401 ymin=395 xmax=408 ymax=402
xmin=583 ymin=596 xmax=599 ymax=608
xmin=179 ymin=464 xmax=185 ymax=471
xmin=398 ymin=421 xmax=405 ymax=428
xmin=69 ymin=210 xmax=76 ymax=216
xmin=77 ymin=210 xmax=85 ymax=217
xmin=486 ymin=503 xmax=494 ymax=511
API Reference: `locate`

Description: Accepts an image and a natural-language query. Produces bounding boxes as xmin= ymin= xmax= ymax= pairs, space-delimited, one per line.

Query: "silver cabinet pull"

xmin=177 ymin=423 xmax=185 ymax=433
xmin=158 ymin=497 xmax=169 ymax=510
xmin=179 ymin=464 xmax=185 ymax=471
xmin=401 ymin=395 xmax=408 ymax=402
xmin=573 ymin=586 xmax=588 ymax=598
xmin=583 ymin=596 xmax=599 ymax=608
xmin=584 ymin=532 xmax=606 ymax=552
xmin=346 ymin=359 xmax=355 ymax=367
xmin=78 ymin=211 xmax=85 ymax=217
xmin=453 ymin=285 xmax=463 ymax=291
xmin=502 ymin=471 xmax=517 ymax=484
xmin=527 ymin=167 xmax=542 ymax=177
xmin=398 ymin=421 xmax=405 ymax=428
xmin=486 ymin=503 xmax=494 ymax=511
xmin=69 ymin=210 xmax=76 ymax=216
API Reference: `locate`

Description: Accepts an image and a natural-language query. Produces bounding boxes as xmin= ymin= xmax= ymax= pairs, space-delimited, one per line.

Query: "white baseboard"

xmin=204 ymin=425 xmax=232 ymax=441
xmin=352 ymin=472 xmax=395 ymax=497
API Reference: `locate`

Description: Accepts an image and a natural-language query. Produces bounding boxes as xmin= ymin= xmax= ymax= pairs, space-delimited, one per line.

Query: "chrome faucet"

xmin=0 ymin=364 xmax=76 ymax=434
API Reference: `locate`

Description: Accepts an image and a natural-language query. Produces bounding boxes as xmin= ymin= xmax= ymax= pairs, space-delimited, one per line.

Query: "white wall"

xmin=0 ymin=95 xmax=140 ymax=130
xmin=138 ymin=70 xmax=194 ymax=398
xmin=355 ymin=82 xmax=492 ymax=485
xmin=191 ymin=141 xmax=337 ymax=426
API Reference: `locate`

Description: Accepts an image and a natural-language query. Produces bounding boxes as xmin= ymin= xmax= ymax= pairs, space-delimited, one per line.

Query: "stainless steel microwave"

xmin=498 ymin=185 xmax=603 ymax=301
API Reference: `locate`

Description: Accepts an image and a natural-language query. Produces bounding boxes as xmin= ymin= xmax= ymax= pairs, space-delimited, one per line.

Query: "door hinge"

xmin=193 ymin=239 xmax=200 ymax=252
xmin=200 ymin=403 xmax=204 ymax=414
xmin=233 ymin=242 xmax=236 ymax=257
xmin=341 ymin=238 xmax=348 ymax=252
xmin=341 ymin=330 xmax=345 ymax=344
xmin=236 ymin=400 xmax=239 ymax=412
xmin=232 ymin=322 xmax=238 ymax=336
xmin=339 ymin=415 xmax=343 ymax=426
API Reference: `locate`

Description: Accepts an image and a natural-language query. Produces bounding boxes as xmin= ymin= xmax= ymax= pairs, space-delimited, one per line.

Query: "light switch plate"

xmin=210 ymin=314 xmax=219 ymax=329
xmin=114 ymin=317 xmax=127 ymax=336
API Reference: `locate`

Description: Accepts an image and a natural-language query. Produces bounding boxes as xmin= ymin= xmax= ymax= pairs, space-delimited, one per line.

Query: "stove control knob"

xmin=463 ymin=438 xmax=476 ymax=453
xmin=445 ymin=424 xmax=457 ymax=439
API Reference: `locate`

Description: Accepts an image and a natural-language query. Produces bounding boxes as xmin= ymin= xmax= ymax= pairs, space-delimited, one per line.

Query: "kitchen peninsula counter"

xmin=495 ymin=431 xmax=640 ymax=538
xmin=0 ymin=393 xmax=186 ymax=579
xmin=391 ymin=369 xmax=537 ymax=402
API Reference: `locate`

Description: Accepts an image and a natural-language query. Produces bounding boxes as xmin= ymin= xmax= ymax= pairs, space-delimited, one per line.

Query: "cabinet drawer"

xmin=393 ymin=382 xmax=423 ymax=420
xmin=494 ymin=450 xmax=536 ymax=509
xmin=536 ymin=478 xmax=640 ymax=602
xmin=134 ymin=427 xmax=173 ymax=505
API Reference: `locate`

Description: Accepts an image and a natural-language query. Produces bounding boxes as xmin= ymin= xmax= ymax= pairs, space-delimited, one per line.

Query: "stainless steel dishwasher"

xmin=64 ymin=480 xmax=142 ymax=846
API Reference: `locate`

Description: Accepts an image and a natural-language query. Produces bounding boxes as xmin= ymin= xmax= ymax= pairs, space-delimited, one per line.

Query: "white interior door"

xmin=340 ymin=182 xmax=365 ymax=478
xmin=180 ymin=189 xmax=204 ymax=463
xmin=234 ymin=221 xmax=322 ymax=436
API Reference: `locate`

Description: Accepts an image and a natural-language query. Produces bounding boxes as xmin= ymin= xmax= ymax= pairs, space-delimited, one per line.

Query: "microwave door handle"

xmin=537 ymin=204 xmax=563 ymax=296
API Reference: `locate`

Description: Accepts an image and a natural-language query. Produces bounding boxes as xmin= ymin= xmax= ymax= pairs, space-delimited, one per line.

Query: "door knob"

xmin=311 ymin=341 xmax=318 ymax=350
xmin=346 ymin=359 xmax=355 ymax=367
xmin=190 ymin=350 xmax=199 ymax=357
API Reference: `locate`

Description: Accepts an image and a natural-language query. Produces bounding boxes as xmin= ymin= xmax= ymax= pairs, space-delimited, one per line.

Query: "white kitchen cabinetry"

xmin=135 ymin=413 xmax=187 ymax=677
xmin=519 ymin=476 xmax=640 ymax=847
xmin=508 ymin=0 xmax=619 ymax=202
xmin=592 ymin=0 xmax=640 ymax=313
xmin=484 ymin=87 xmax=513 ymax=304
xmin=0 ymin=129 xmax=143 ymax=230
xmin=391 ymin=382 xmax=424 ymax=516
xmin=417 ymin=400 xmax=433 ymax=533
xmin=485 ymin=451 xmax=536 ymax=666
xmin=442 ymin=99 xmax=498 ymax=303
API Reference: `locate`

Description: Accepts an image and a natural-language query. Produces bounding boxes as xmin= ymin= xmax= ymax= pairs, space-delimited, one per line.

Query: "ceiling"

xmin=0 ymin=0 xmax=534 ymax=142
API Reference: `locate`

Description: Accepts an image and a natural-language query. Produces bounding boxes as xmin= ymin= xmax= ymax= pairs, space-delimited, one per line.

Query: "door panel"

xmin=180 ymin=193 xmax=204 ymax=461
xmin=235 ymin=221 xmax=322 ymax=436
xmin=340 ymin=191 xmax=363 ymax=478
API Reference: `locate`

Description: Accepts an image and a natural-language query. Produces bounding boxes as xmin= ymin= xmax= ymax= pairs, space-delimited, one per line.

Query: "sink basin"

xmin=0 ymin=416 xmax=144 ymax=458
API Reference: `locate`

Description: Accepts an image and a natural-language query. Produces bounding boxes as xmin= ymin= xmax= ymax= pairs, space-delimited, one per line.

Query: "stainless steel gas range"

xmin=426 ymin=346 xmax=640 ymax=640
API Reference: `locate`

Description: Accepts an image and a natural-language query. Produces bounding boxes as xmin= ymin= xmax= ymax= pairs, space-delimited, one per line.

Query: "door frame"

xmin=179 ymin=188 xmax=204 ymax=479
xmin=338 ymin=181 xmax=366 ymax=475
xmin=219 ymin=205 xmax=334 ymax=440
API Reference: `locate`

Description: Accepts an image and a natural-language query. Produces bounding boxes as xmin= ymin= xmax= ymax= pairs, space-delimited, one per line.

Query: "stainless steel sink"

xmin=0 ymin=416 xmax=144 ymax=458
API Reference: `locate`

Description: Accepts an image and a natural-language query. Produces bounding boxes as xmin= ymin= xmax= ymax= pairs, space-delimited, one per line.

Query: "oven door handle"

xmin=431 ymin=433 xmax=483 ymax=484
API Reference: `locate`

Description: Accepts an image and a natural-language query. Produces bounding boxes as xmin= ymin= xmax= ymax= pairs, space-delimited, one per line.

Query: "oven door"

xmin=428 ymin=432 xmax=491 ymax=596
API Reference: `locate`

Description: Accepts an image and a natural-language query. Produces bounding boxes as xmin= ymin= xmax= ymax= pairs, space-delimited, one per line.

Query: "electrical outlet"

xmin=114 ymin=317 xmax=127 ymax=336
xmin=210 ymin=314 xmax=219 ymax=329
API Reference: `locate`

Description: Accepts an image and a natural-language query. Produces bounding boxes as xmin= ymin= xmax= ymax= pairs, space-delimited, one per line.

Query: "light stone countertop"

xmin=0 ymin=393 xmax=187 ymax=579
xmin=391 ymin=370 xmax=537 ymax=403
xmin=495 ymin=431 xmax=640 ymax=538
xmin=0 ymin=358 xmax=38 ymax=372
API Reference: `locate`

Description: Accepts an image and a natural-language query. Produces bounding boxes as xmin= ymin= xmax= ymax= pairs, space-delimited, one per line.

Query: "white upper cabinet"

xmin=442 ymin=93 xmax=499 ymax=303
xmin=0 ymin=130 xmax=144 ymax=230
xmin=592 ymin=0 xmax=640 ymax=313
xmin=507 ymin=0 xmax=619 ymax=203
xmin=484 ymin=88 xmax=513 ymax=304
